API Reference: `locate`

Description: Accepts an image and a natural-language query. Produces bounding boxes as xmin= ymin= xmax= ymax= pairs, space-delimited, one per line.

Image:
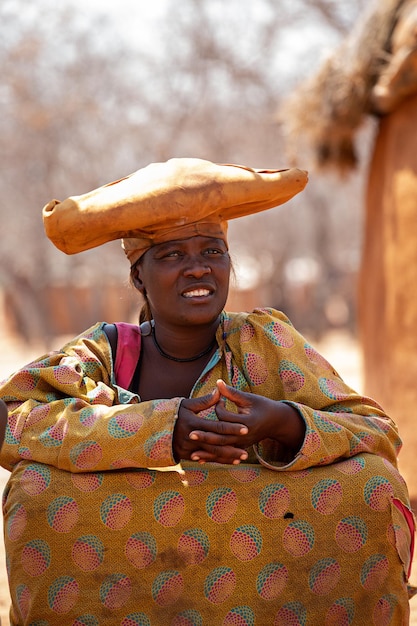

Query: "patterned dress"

xmin=0 ymin=308 xmax=415 ymax=625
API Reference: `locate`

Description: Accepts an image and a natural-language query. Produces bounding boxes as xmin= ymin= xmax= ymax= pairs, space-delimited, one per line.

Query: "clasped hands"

xmin=173 ymin=379 xmax=305 ymax=465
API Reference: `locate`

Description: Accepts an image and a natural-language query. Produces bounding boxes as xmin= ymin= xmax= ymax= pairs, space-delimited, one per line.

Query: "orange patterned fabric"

xmin=0 ymin=308 xmax=414 ymax=624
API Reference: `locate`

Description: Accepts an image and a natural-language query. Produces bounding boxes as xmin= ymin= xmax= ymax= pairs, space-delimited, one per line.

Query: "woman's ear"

xmin=131 ymin=263 xmax=146 ymax=295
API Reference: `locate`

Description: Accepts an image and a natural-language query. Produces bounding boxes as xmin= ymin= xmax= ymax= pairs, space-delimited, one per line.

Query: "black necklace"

xmin=152 ymin=325 xmax=217 ymax=363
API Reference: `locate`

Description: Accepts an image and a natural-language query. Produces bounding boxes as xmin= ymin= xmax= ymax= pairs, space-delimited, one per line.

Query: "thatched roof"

xmin=280 ymin=0 xmax=413 ymax=174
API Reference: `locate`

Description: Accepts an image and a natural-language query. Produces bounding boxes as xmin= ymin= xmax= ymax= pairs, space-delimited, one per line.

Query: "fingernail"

xmin=189 ymin=433 xmax=198 ymax=440
xmin=232 ymin=459 xmax=240 ymax=465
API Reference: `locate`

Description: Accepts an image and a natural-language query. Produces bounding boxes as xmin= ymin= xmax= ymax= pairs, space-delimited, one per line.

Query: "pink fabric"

xmin=114 ymin=323 xmax=141 ymax=390
xmin=393 ymin=497 xmax=416 ymax=578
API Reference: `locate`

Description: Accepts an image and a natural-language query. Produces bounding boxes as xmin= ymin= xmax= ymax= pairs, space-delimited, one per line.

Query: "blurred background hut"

xmin=279 ymin=0 xmax=417 ymax=504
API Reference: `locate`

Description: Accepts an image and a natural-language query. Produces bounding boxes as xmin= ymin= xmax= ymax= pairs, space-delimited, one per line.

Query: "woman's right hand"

xmin=173 ymin=391 xmax=249 ymax=465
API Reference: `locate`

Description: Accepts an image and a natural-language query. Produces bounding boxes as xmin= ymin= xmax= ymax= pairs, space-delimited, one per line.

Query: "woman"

xmin=1 ymin=159 xmax=414 ymax=625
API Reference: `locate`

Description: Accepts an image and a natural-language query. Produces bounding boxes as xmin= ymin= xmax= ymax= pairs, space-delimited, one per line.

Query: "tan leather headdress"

xmin=43 ymin=158 xmax=308 ymax=265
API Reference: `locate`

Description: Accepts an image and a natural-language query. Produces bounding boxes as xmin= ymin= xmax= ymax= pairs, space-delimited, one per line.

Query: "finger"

xmin=216 ymin=379 xmax=252 ymax=412
xmin=181 ymin=388 xmax=220 ymax=413
xmin=189 ymin=419 xmax=248 ymax=441
xmin=188 ymin=422 xmax=248 ymax=446
xmin=191 ymin=446 xmax=249 ymax=464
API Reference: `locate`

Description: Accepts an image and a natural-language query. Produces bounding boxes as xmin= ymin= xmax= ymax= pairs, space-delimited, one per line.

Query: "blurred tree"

xmin=1 ymin=0 xmax=362 ymax=342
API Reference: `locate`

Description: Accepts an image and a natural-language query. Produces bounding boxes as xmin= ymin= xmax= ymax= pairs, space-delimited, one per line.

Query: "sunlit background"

xmin=2 ymin=0 xmax=417 ymax=621
xmin=1 ymin=0 xmax=367 ymax=344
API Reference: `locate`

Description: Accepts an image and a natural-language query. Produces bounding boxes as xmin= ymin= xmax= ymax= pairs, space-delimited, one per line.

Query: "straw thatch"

xmin=280 ymin=0 xmax=407 ymax=174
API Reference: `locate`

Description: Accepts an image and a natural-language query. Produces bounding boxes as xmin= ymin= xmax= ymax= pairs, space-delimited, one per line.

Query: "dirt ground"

xmin=0 ymin=331 xmax=416 ymax=625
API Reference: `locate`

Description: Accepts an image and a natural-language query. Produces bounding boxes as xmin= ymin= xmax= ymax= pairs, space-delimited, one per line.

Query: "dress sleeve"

xmin=226 ymin=308 xmax=403 ymax=471
xmin=0 ymin=323 xmax=181 ymax=472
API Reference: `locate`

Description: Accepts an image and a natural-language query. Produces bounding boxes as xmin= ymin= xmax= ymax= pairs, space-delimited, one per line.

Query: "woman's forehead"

xmin=150 ymin=235 xmax=227 ymax=253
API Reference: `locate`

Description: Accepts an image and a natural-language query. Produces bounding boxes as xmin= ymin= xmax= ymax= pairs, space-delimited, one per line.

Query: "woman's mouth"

xmin=183 ymin=289 xmax=211 ymax=298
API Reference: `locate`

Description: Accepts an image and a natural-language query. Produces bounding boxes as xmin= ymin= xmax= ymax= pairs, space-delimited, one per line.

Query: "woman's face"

xmin=132 ymin=235 xmax=231 ymax=328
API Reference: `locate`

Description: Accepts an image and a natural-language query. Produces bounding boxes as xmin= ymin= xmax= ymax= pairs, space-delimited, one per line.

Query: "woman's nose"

xmin=183 ymin=256 xmax=212 ymax=277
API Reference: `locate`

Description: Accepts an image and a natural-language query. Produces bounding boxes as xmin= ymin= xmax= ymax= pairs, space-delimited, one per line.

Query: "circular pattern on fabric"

xmin=223 ymin=605 xmax=255 ymax=626
xmin=256 ymin=563 xmax=288 ymax=600
xmin=206 ymin=487 xmax=238 ymax=523
xmin=243 ymin=353 xmax=268 ymax=386
xmin=16 ymin=584 xmax=31 ymax=621
xmin=99 ymin=573 xmax=132 ymax=610
xmin=108 ymin=412 xmax=144 ymax=438
xmin=364 ymin=476 xmax=394 ymax=511
xmin=335 ymin=457 xmax=365 ymax=475
xmin=383 ymin=459 xmax=406 ymax=485
xmin=47 ymin=496 xmax=79 ymax=533
xmin=230 ymin=525 xmax=262 ymax=561
xmin=309 ymin=558 xmax=341 ymax=595
xmin=71 ymin=472 xmax=104 ymax=492
xmin=73 ymin=616 xmax=100 ymax=626
xmin=265 ymin=321 xmax=295 ymax=348
xmin=47 ymin=576 xmax=79 ymax=613
xmin=125 ymin=470 xmax=156 ymax=490
xmin=17 ymin=446 xmax=32 ymax=460
xmin=7 ymin=503 xmax=27 ymax=541
xmin=302 ymin=431 xmax=321 ymax=456
xmin=70 ymin=441 xmax=103 ymax=470
xmin=319 ymin=378 xmax=349 ymax=401
xmin=278 ymin=360 xmax=305 ymax=392
xmin=72 ymin=535 xmax=105 ymax=571
xmin=228 ymin=467 xmax=261 ymax=483
xmin=204 ymin=566 xmax=236 ymax=604
xmin=335 ymin=517 xmax=368 ymax=553
xmin=14 ymin=369 xmax=40 ymax=392
xmin=53 ymin=364 xmax=81 ymax=385
xmin=350 ymin=432 xmax=376 ymax=456
xmin=151 ymin=570 xmax=184 ymax=606
xmin=22 ymin=539 xmax=51 ymax=576
xmin=153 ymin=491 xmax=185 ymax=527
xmin=231 ymin=366 xmax=248 ymax=389
xmin=360 ymin=554 xmax=389 ymax=590
xmin=304 ymin=343 xmax=331 ymax=369
xmin=313 ymin=411 xmax=342 ymax=433
xmin=259 ymin=484 xmax=290 ymax=519
xmin=26 ymin=403 xmax=51 ymax=426
xmin=273 ymin=601 xmax=307 ymax=625
xmin=311 ymin=479 xmax=342 ymax=515
xmin=100 ymin=494 xmax=133 ymax=530
xmin=240 ymin=323 xmax=255 ymax=343
xmin=144 ymin=431 xmax=171 ymax=460
xmin=39 ymin=420 xmax=68 ymax=447
xmin=183 ymin=468 xmax=208 ymax=486
xmin=388 ymin=522 xmax=409 ymax=557
xmin=177 ymin=528 xmax=210 ymax=565
xmin=125 ymin=532 xmax=157 ymax=569
xmin=20 ymin=463 xmax=51 ymax=496
xmin=283 ymin=520 xmax=315 ymax=557
xmin=324 ymin=597 xmax=355 ymax=625
xmin=6 ymin=414 xmax=20 ymax=445
xmin=171 ymin=609 xmax=203 ymax=626
xmin=79 ymin=406 xmax=104 ymax=428
xmin=372 ymin=594 xmax=397 ymax=625
xmin=121 ymin=614 xmax=151 ymax=626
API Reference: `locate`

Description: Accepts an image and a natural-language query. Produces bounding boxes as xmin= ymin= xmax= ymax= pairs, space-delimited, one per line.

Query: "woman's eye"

xmin=163 ymin=250 xmax=181 ymax=258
